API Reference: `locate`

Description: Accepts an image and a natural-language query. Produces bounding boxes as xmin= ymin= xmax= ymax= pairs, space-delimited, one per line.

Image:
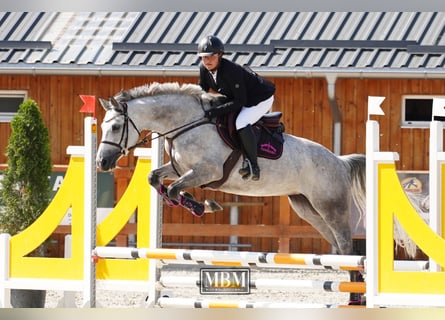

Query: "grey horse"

xmin=96 ymin=82 xmax=366 ymax=258
xmin=96 ymin=82 xmax=368 ymax=304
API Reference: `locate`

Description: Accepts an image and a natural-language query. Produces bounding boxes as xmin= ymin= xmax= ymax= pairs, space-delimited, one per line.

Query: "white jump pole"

xmin=145 ymin=133 xmax=163 ymax=307
xmin=0 ymin=234 xmax=11 ymax=308
xmin=82 ymin=116 xmax=97 ymax=307
xmin=157 ymin=297 xmax=355 ymax=309
xmin=365 ymin=96 xmax=400 ymax=308
xmin=93 ymin=247 xmax=365 ymax=271
xmin=58 ymin=235 xmax=76 ymax=307
xmin=429 ymin=98 xmax=445 ymax=272
xmin=158 ymin=276 xmax=366 ymax=293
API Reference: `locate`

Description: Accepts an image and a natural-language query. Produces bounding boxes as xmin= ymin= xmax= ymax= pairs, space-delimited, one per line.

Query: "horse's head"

xmin=96 ymin=96 xmax=144 ymax=171
xmin=96 ymin=82 xmax=224 ymax=171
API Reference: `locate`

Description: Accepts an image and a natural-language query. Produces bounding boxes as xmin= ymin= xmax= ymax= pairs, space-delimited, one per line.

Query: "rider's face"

xmin=201 ymin=53 xmax=221 ymax=72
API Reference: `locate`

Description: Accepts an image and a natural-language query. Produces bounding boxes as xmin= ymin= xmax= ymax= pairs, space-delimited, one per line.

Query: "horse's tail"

xmin=340 ymin=153 xmax=366 ymax=222
xmin=341 ymin=153 xmax=419 ymax=258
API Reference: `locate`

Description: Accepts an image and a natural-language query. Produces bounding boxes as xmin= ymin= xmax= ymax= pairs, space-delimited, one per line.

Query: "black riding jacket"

xmin=198 ymin=58 xmax=275 ymax=117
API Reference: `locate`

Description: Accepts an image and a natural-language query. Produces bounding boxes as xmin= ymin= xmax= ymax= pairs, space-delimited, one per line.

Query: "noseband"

xmin=100 ymin=102 xmax=148 ymax=156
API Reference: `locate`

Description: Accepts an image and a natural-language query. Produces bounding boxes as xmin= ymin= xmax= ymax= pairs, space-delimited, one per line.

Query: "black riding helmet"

xmin=197 ymin=35 xmax=224 ymax=57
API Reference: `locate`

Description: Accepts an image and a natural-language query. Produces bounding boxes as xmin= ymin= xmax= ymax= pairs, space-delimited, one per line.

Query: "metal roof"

xmin=0 ymin=11 xmax=444 ymax=78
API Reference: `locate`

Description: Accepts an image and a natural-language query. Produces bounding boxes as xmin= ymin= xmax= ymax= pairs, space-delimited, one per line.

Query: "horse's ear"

xmin=99 ymin=98 xmax=112 ymax=111
xmin=110 ymin=97 xmax=120 ymax=108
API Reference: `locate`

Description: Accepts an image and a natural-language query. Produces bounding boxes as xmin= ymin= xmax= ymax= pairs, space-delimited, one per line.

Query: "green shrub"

xmin=0 ymin=99 xmax=52 ymax=235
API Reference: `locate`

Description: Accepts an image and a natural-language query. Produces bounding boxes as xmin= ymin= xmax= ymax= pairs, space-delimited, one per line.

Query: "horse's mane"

xmin=116 ymin=82 xmax=220 ymax=103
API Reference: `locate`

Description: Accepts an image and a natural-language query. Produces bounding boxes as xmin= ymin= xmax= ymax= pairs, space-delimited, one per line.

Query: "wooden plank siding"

xmin=1 ymin=75 xmax=444 ymax=254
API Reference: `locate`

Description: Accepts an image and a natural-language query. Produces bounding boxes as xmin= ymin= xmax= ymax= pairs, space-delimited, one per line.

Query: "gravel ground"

xmin=44 ymin=264 xmax=352 ymax=308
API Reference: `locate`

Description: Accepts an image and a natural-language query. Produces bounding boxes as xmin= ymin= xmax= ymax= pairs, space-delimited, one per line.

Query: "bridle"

xmin=99 ymin=99 xmax=210 ymax=157
xmin=99 ymin=102 xmax=149 ymax=156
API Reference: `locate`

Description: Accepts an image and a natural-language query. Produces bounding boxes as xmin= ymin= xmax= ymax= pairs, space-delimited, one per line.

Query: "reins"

xmin=151 ymin=117 xmax=210 ymax=141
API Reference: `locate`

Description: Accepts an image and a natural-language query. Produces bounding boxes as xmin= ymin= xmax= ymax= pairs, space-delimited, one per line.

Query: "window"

xmin=0 ymin=91 xmax=27 ymax=122
xmin=401 ymin=95 xmax=445 ymax=128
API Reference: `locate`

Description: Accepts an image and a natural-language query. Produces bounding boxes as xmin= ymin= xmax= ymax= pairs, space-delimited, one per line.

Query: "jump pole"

xmin=146 ymin=134 xmax=163 ymax=306
xmin=93 ymin=247 xmax=365 ymax=271
xmin=429 ymin=98 xmax=445 ymax=272
xmin=365 ymin=96 xmax=396 ymax=308
xmin=156 ymin=297 xmax=364 ymax=309
xmin=93 ymin=247 xmax=427 ymax=271
xmin=82 ymin=116 xmax=97 ymax=308
xmin=158 ymin=276 xmax=366 ymax=293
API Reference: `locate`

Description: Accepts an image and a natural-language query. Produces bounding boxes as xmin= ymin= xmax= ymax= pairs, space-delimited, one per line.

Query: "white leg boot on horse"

xmin=238 ymin=125 xmax=260 ymax=181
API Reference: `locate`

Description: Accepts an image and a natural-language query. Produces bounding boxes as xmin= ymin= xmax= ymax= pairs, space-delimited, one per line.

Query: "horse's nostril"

xmin=97 ymin=158 xmax=107 ymax=170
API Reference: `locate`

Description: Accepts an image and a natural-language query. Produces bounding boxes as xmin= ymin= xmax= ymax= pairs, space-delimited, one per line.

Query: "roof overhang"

xmin=0 ymin=64 xmax=444 ymax=79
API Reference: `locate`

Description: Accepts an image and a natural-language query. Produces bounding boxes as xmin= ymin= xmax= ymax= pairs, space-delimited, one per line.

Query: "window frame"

xmin=401 ymin=95 xmax=445 ymax=128
xmin=0 ymin=90 xmax=28 ymax=123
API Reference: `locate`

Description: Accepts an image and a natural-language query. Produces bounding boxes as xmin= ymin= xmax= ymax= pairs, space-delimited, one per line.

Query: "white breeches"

xmin=235 ymin=95 xmax=274 ymax=130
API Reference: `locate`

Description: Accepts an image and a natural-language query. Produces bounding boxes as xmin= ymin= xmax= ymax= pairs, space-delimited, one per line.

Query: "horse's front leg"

xmin=149 ymin=162 xmax=184 ymax=207
xmin=148 ymin=161 xmax=178 ymax=191
xmin=165 ymin=165 xmax=223 ymax=216
xmin=166 ymin=169 xmax=196 ymax=201
xmin=166 ymin=166 xmax=220 ymax=200
xmin=165 ymin=168 xmax=215 ymax=217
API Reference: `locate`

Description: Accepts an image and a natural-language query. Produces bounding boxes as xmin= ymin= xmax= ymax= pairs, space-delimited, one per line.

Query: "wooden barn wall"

xmin=1 ymin=75 xmax=444 ymax=254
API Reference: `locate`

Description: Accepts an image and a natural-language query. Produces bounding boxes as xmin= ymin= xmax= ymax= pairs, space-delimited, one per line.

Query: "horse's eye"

xmin=111 ymin=124 xmax=120 ymax=132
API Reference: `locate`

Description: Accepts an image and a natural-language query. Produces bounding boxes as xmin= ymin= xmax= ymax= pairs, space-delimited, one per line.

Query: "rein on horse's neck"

xmin=127 ymin=94 xmax=211 ymax=144
xmin=150 ymin=118 xmax=209 ymax=141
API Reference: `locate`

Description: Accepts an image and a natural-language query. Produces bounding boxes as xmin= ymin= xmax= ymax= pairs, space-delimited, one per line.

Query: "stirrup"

xmin=238 ymin=159 xmax=260 ymax=181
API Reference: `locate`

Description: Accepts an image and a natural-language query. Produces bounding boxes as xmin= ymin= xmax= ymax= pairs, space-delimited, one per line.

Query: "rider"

xmin=197 ymin=35 xmax=275 ymax=181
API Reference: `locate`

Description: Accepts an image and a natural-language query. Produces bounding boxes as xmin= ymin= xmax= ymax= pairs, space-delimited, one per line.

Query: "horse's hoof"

xmin=204 ymin=199 xmax=223 ymax=212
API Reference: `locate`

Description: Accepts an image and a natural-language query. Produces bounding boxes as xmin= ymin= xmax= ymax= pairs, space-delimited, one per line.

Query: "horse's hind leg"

xmin=287 ymin=194 xmax=351 ymax=254
xmin=292 ymin=193 xmax=353 ymax=255
xmin=288 ymin=194 xmax=364 ymax=305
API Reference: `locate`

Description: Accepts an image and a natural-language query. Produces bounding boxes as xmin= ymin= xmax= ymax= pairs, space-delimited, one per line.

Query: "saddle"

xmin=217 ymin=111 xmax=285 ymax=159
xmin=203 ymin=111 xmax=285 ymax=189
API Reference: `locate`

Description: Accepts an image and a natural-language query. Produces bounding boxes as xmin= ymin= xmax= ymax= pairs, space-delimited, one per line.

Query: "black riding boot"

xmin=238 ymin=125 xmax=260 ymax=181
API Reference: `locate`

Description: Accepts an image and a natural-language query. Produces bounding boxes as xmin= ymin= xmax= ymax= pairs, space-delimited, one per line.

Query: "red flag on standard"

xmin=79 ymin=95 xmax=96 ymax=118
